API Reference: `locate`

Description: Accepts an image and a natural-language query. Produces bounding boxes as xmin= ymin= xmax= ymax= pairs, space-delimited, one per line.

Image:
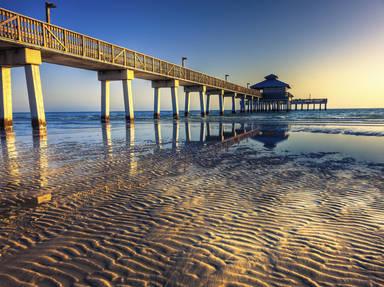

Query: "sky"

xmin=2 ymin=0 xmax=384 ymax=111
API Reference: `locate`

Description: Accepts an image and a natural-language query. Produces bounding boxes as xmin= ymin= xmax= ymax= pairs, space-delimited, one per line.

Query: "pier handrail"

xmin=0 ymin=7 xmax=260 ymax=97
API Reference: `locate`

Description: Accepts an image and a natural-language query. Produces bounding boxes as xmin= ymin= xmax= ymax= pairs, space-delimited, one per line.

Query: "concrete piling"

xmin=0 ymin=67 xmax=12 ymax=131
xmin=100 ymin=80 xmax=110 ymax=122
xmin=152 ymin=79 xmax=179 ymax=119
xmin=25 ymin=64 xmax=46 ymax=129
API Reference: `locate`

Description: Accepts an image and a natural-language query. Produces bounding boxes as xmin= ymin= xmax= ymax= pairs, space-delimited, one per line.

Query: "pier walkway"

xmin=291 ymin=98 xmax=328 ymax=111
xmin=0 ymin=7 xmax=261 ymax=131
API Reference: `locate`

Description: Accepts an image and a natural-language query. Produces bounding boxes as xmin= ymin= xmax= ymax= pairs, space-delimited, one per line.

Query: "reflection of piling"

xmin=172 ymin=120 xmax=179 ymax=149
xmin=219 ymin=122 xmax=224 ymax=141
xmin=185 ymin=120 xmax=191 ymax=143
xmin=101 ymin=122 xmax=112 ymax=157
xmin=231 ymin=122 xmax=236 ymax=137
xmin=206 ymin=122 xmax=211 ymax=138
xmin=200 ymin=121 xmax=205 ymax=143
xmin=125 ymin=122 xmax=137 ymax=175
xmin=154 ymin=120 xmax=162 ymax=147
xmin=32 ymin=130 xmax=48 ymax=189
xmin=0 ymin=130 xmax=20 ymax=185
xmin=126 ymin=122 xmax=135 ymax=147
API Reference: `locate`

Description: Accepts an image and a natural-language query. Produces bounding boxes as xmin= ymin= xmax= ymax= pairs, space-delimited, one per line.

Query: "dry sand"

xmin=0 ymin=130 xmax=383 ymax=287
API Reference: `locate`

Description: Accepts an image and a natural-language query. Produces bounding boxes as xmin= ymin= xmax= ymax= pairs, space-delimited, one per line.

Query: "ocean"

xmin=0 ymin=108 xmax=383 ymax=286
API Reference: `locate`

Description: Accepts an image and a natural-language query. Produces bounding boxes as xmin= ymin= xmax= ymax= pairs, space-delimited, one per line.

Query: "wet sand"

xmin=0 ymin=119 xmax=383 ymax=287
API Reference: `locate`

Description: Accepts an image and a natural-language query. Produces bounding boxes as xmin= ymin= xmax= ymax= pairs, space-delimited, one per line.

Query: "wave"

xmin=292 ymin=126 xmax=384 ymax=137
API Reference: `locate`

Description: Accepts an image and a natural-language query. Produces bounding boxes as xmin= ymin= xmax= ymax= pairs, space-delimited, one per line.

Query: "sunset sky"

xmin=3 ymin=0 xmax=384 ymax=111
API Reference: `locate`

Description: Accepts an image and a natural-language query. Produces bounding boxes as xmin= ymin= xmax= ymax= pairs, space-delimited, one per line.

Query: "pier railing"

xmin=0 ymin=7 xmax=260 ymax=97
xmin=291 ymin=99 xmax=328 ymax=104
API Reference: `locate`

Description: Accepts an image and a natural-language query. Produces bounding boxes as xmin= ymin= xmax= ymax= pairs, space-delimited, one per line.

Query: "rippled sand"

xmin=0 ymin=121 xmax=383 ymax=287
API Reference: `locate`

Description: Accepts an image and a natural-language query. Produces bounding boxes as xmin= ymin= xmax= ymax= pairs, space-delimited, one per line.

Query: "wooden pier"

xmin=0 ymin=7 xmax=262 ymax=131
xmin=290 ymin=98 xmax=328 ymax=111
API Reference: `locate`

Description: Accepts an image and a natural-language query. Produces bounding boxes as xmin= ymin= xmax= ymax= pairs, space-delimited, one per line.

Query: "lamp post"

xmin=45 ymin=2 xmax=57 ymax=23
xmin=225 ymin=74 xmax=229 ymax=81
xmin=182 ymin=57 xmax=187 ymax=68
xmin=247 ymin=83 xmax=250 ymax=88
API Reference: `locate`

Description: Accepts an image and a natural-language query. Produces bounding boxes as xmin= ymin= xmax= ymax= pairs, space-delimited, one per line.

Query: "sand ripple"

xmin=0 ymin=129 xmax=383 ymax=286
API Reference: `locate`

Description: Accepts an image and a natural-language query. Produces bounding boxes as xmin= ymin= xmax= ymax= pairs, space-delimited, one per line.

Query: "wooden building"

xmin=250 ymin=74 xmax=292 ymax=111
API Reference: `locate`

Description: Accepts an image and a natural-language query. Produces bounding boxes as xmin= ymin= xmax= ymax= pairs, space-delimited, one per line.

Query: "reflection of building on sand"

xmin=251 ymin=123 xmax=290 ymax=149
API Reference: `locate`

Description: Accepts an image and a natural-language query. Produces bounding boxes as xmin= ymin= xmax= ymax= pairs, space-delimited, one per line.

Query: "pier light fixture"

xmin=45 ymin=2 xmax=57 ymax=24
xmin=182 ymin=57 xmax=187 ymax=67
xmin=225 ymin=74 xmax=229 ymax=81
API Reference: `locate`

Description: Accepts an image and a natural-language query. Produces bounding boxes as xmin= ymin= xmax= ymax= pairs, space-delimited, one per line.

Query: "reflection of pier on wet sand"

xmin=0 ymin=129 xmax=50 ymax=209
xmin=153 ymin=120 xmax=260 ymax=149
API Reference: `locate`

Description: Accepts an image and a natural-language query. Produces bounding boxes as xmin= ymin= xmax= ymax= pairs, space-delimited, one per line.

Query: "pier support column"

xmin=98 ymin=69 xmax=135 ymax=122
xmin=152 ymin=79 xmax=179 ymax=119
xmin=25 ymin=64 xmax=46 ymax=129
xmin=122 ymin=72 xmax=135 ymax=122
xmin=231 ymin=95 xmax=236 ymax=114
xmin=0 ymin=67 xmax=12 ymax=131
xmin=206 ymin=89 xmax=224 ymax=116
xmin=206 ymin=94 xmax=211 ymax=115
xmin=1 ymin=48 xmax=44 ymax=130
xmin=218 ymin=90 xmax=224 ymax=116
xmin=240 ymin=96 xmax=245 ymax=113
xmin=184 ymin=91 xmax=190 ymax=117
xmin=199 ymin=89 xmax=206 ymax=117
xmin=122 ymin=79 xmax=134 ymax=122
xmin=154 ymin=87 xmax=161 ymax=119
xmin=100 ymin=80 xmax=110 ymax=122
xmin=171 ymin=86 xmax=179 ymax=119
xmin=184 ymin=85 xmax=206 ymax=117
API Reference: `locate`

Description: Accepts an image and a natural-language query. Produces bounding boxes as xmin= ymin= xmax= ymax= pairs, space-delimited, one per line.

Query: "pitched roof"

xmin=250 ymin=74 xmax=291 ymax=89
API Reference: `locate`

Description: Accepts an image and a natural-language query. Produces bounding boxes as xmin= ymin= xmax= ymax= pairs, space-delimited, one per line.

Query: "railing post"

xmin=98 ymin=40 xmax=101 ymax=60
xmin=143 ymin=56 xmax=146 ymax=71
xmin=62 ymin=30 xmax=67 ymax=52
xmin=42 ymin=24 xmax=47 ymax=47
xmin=82 ymin=35 xmax=85 ymax=57
xmin=17 ymin=15 xmax=21 ymax=41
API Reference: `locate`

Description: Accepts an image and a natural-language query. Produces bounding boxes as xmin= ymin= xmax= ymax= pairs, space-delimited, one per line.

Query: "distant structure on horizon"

xmin=250 ymin=74 xmax=328 ymax=112
xmin=251 ymin=74 xmax=293 ymax=100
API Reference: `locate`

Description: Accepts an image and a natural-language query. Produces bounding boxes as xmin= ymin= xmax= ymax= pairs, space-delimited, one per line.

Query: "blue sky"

xmin=3 ymin=0 xmax=384 ymax=111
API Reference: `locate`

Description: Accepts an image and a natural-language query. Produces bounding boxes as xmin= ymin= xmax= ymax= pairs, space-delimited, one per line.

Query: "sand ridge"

xmin=0 ymin=127 xmax=383 ymax=286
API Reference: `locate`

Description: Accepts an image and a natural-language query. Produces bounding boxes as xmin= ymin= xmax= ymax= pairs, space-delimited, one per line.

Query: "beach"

xmin=0 ymin=109 xmax=383 ymax=286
